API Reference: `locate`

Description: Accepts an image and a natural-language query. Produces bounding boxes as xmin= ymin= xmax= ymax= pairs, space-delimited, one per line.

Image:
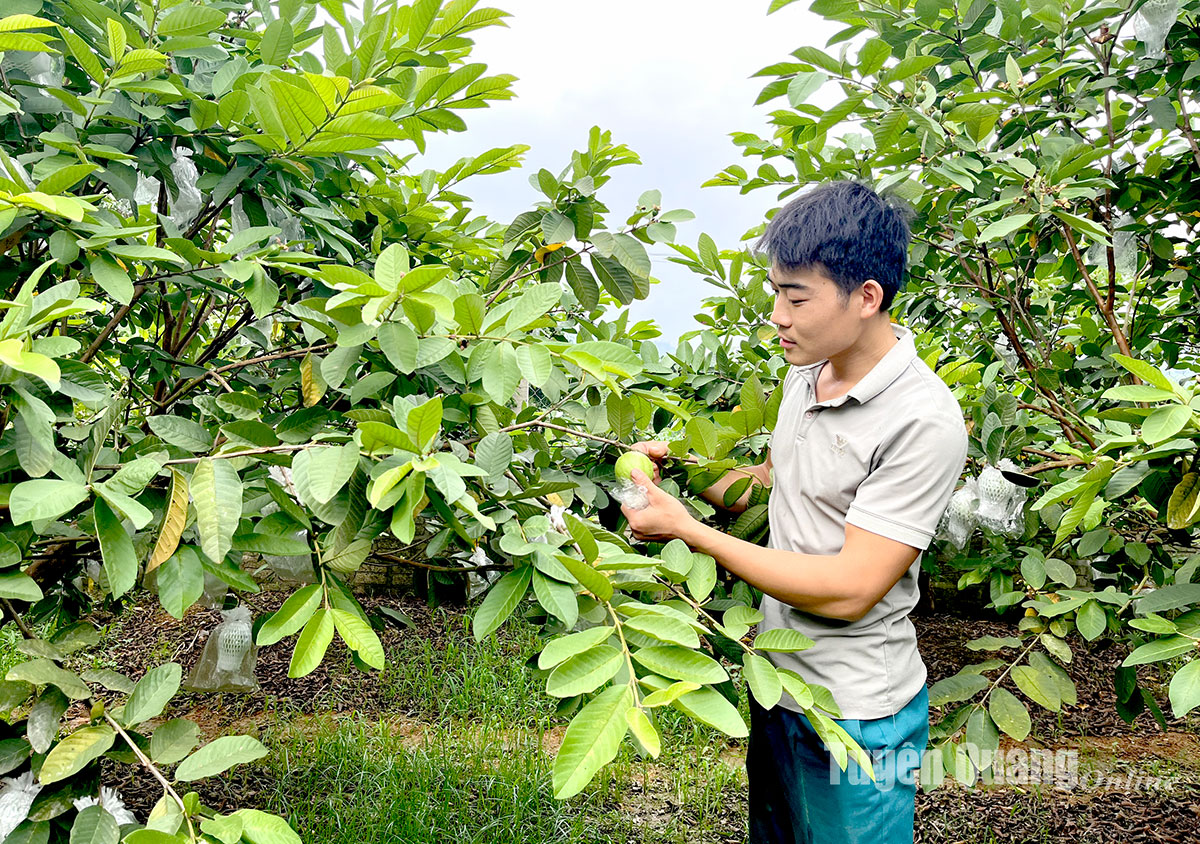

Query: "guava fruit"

xmin=615 ymin=451 xmax=655 ymax=482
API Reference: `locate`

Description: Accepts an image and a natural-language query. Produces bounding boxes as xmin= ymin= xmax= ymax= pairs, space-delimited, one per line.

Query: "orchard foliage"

xmin=0 ymin=0 xmax=878 ymax=838
xmin=684 ymin=0 xmax=1200 ymax=787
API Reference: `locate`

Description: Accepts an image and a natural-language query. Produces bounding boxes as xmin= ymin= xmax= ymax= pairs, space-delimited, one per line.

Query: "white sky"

xmin=414 ymin=0 xmax=839 ymax=344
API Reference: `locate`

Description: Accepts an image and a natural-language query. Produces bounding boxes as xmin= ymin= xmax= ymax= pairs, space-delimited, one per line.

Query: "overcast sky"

xmin=415 ymin=0 xmax=839 ymax=344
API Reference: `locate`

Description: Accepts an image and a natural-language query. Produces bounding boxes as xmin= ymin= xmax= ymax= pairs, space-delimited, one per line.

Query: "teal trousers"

xmin=747 ymin=686 xmax=929 ymax=844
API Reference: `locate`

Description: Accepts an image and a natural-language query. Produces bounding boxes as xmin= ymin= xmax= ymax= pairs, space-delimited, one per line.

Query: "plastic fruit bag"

xmin=183 ymin=606 xmax=259 ymax=693
xmin=263 ymin=529 xmax=315 ymax=583
xmin=610 ymin=479 xmax=649 ymax=511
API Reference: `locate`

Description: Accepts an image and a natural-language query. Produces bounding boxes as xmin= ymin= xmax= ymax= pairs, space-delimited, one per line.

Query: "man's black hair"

xmin=755 ymin=181 xmax=911 ymax=311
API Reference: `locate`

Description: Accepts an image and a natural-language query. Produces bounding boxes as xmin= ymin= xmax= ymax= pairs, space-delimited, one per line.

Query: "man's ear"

xmin=859 ymin=279 xmax=886 ymax=317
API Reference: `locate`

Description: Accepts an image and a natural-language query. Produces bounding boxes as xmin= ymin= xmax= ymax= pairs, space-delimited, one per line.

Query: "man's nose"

xmin=770 ymin=295 xmax=789 ymax=327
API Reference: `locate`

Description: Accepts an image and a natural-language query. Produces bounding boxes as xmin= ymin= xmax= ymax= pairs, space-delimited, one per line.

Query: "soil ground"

xmin=77 ymin=588 xmax=1200 ymax=843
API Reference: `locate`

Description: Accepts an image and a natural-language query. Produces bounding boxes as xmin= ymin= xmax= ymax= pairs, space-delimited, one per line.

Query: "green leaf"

xmin=669 ymin=685 xmax=748 ymax=737
xmin=175 ymin=735 xmax=268 ymax=781
xmin=230 ymin=809 xmax=300 ymax=844
xmin=28 ymin=688 xmax=68 ymax=754
xmin=1011 ymin=664 xmax=1060 ymax=711
xmin=508 ymin=283 xmax=561 ymax=331
xmin=979 ymin=214 xmax=1036 ymax=242
xmin=407 ymin=398 xmax=443 ymax=452
xmin=743 ymin=653 xmax=783 ymax=709
xmin=1110 ymin=354 xmax=1177 ymax=392
xmin=123 ymin=663 xmax=182 ymax=727
xmin=378 ymin=322 xmax=419 ymax=373
xmin=882 ymin=54 xmax=940 ymax=82
xmin=988 ymin=687 xmax=1031 ymax=741
xmin=858 ymin=38 xmax=890 ymax=75
xmin=331 ymin=608 xmax=385 ymax=669
xmin=8 ymin=480 xmax=88 ymax=524
xmin=147 ymin=416 xmax=214 ymax=452
xmin=474 ymin=432 xmax=513 ymax=476
xmin=471 ymin=567 xmax=532 ymax=640
xmin=622 ymin=614 xmax=699 ymax=648
xmin=537 ymin=627 xmax=615 ymax=670
xmin=158 ymin=3 xmax=227 ymax=36
xmin=946 ymin=102 xmax=1000 ymax=141
xmin=786 ymin=71 xmax=827 ymax=106
xmin=625 ymin=707 xmax=660 ymax=759
xmin=552 ymin=685 xmax=632 ymax=799
xmin=632 ymin=646 xmax=727 ymax=684
xmin=289 ymin=609 xmax=334 ymax=678
xmin=259 ymin=18 xmax=293 ymax=65
xmin=157 ymin=547 xmax=204 ymax=619
xmin=686 ymin=553 xmax=716 ymax=603
xmin=557 ymin=555 xmax=613 ymax=602
xmin=1053 ymin=210 xmax=1110 ymax=243
xmin=1102 ymin=384 xmax=1178 ymax=402
xmin=545 ymin=644 xmax=622 ymax=697
xmin=1135 ymin=584 xmax=1200 ymax=615
xmin=0 ymin=572 xmax=43 ymax=602
xmin=928 ymin=671 xmax=988 ymax=707
xmin=39 ymin=725 xmax=115 ymax=784
xmin=85 ymin=255 xmax=133 ymax=309
xmin=292 ymin=445 xmax=358 ymax=505
xmin=1076 ymin=601 xmax=1107 ymax=642
xmin=258 ymin=585 xmax=322 ymax=646
xmin=190 ymin=458 xmax=242 ymax=564
xmin=1125 ymin=636 xmax=1191 ymax=669
xmin=1142 ymin=405 xmax=1193 ymax=445
xmin=94 ymin=497 xmax=137 ymax=598
xmin=7 ymin=659 xmax=91 ymax=699
xmin=532 ymin=571 xmax=578 ymax=627
xmin=640 ymin=680 xmax=701 ymax=708
xmin=149 ymin=719 xmax=200 ymax=766
xmin=752 ymin=628 xmax=815 ymax=652
xmin=70 ymin=804 xmax=119 ymax=844
xmin=1168 ymin=659 xmax=1200 ymax=718
xmin=199 ymin=815 xmax=243 ymax=844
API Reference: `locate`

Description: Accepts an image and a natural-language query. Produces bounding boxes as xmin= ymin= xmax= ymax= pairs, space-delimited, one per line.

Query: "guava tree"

xmin=0 ymin=0 xmax=874 ymax=838
xmin=683 ymin=0 xmax=1200 ymax=786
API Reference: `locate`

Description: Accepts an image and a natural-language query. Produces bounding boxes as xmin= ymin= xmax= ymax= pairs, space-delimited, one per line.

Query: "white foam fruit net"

xmin=1134 ymin=0 xmax=1180 ymax=58
xmin=937 ymin=460 xmax=1029 ymax=548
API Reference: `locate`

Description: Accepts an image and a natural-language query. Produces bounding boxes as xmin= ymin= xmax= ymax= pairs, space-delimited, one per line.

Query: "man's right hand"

xmin=631 ymin=441 xmax=669 ymax=485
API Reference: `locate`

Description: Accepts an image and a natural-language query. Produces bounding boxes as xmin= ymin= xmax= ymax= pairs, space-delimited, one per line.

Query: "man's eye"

xmin=789 ymin=300 xmax=805 ymax=306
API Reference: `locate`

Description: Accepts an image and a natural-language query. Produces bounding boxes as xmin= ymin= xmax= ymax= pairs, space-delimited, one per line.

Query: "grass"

xmin=240 ymin=609 xmax=749 ymax=843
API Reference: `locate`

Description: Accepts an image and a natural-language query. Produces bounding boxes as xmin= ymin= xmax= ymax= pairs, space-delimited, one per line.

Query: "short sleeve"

xmin=845 ymin=415 xmax=968 ymax=550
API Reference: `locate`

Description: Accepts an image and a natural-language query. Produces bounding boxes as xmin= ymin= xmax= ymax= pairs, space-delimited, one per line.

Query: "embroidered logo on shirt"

xmin=831 ymin=434 xmax=848 ymax=456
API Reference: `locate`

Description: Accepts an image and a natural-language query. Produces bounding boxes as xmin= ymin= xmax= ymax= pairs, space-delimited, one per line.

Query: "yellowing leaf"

xmin=534 ymin=242 xmax=565 ymax=263
xmin=148 ymin=469 xmax=189 ymax=572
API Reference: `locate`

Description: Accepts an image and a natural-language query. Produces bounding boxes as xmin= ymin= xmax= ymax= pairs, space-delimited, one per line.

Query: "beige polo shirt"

xmin=762 ymin=323 xmax=968 ymax=720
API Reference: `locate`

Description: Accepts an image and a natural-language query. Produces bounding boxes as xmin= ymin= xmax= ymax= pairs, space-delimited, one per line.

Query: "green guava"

xmin=615 ymin=451 xmax=655 ymax=482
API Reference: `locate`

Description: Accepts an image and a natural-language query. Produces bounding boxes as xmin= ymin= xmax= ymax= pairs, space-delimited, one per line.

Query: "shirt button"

xmin=805 ymin=411 xmax=814 ymax=419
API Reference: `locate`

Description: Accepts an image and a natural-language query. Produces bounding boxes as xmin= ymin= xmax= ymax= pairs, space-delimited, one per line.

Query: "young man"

xmin=623 ymin=182 xmax=968 ymax=844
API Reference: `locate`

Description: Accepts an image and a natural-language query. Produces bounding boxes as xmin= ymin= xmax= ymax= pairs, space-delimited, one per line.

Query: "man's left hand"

xmin=621 ymin=469 xmax=696 ymax=542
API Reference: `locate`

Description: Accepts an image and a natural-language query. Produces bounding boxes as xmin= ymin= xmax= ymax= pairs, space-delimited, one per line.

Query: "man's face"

xmin=767 ymin=264 xmax=864 ymax=367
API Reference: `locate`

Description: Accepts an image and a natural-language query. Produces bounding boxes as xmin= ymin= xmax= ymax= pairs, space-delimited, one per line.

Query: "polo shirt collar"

xmin=799 ymin=323 xmax=918 ymax=406
xmin=846 ymin=323 xmax=917 ymax=404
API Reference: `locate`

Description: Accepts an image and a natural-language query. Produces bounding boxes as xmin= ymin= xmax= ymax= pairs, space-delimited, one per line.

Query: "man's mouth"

xmin=778 ymin=336 xmax=796 ymax=347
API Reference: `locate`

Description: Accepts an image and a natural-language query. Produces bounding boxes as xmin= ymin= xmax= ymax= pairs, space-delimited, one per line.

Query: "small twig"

xmin=80 ymin=284 xmax=149 ymax=364
xmin=1 ymin=599 xmax=35 ymax=639
xmin=94 ymin=443 xmax=330 ymax=470
xmin=157 ymin=343 xmax=333 ymax=408
xmin=1027 ymin=457 xmax=1086 ymax=474
xmin=371 ymin=551 xmax=508 ymax=573
xmin=103 ymin=711 xmax=196 ymax=840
